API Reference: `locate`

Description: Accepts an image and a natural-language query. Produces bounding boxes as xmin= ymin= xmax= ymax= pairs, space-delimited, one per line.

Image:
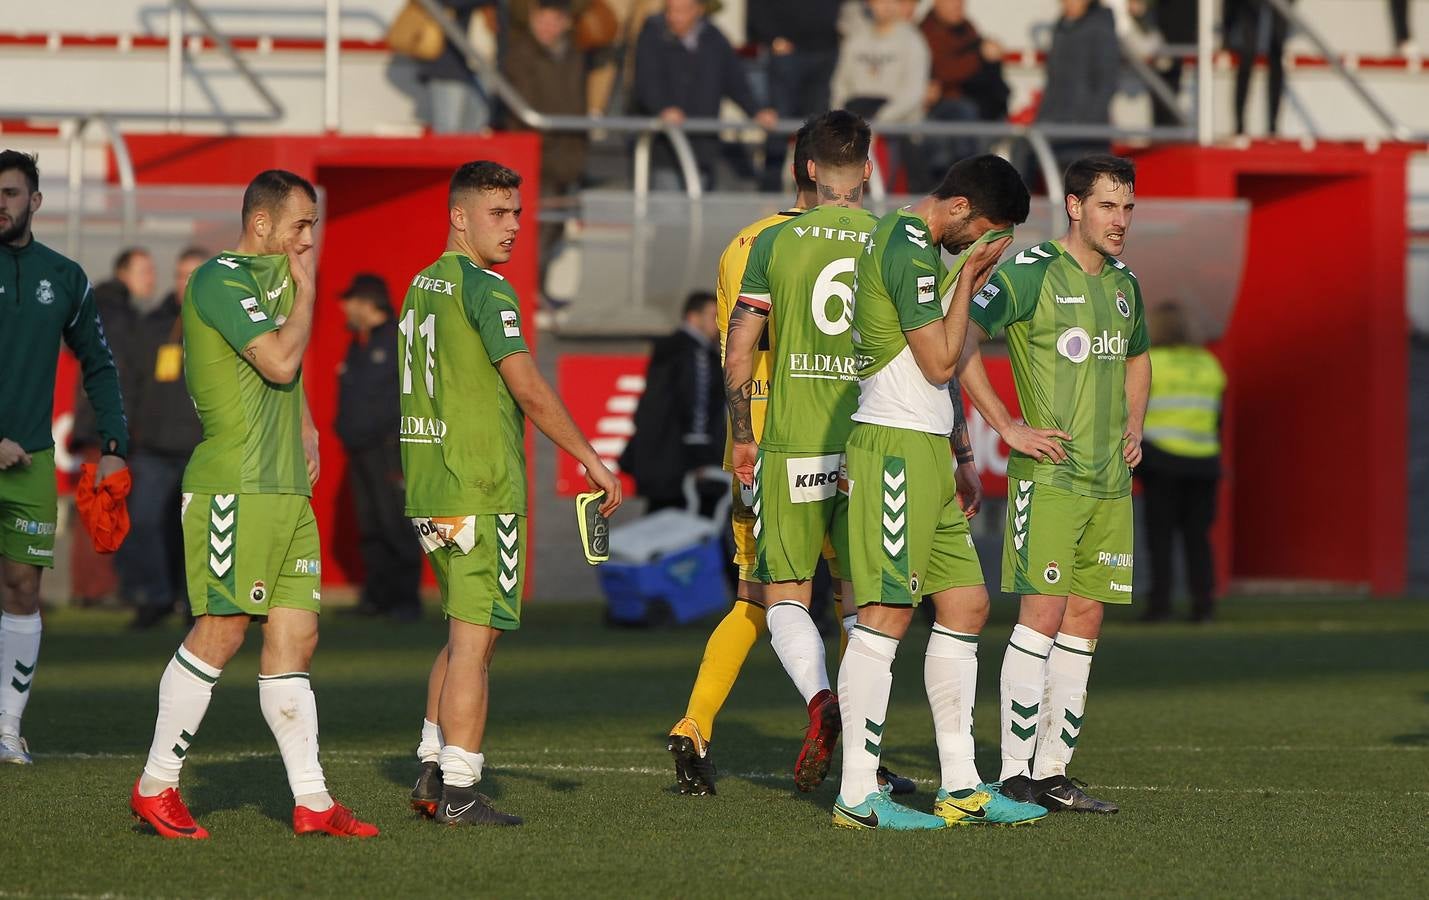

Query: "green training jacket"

xmin=0 ymin=238 xmax=128 ymax=456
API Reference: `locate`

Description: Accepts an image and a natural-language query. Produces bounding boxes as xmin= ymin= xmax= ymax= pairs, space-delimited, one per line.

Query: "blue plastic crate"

xmin=598 ymin=535 xmax=728 ymax=626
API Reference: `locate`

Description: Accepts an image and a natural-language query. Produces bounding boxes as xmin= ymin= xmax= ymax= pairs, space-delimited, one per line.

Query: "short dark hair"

xmin=805 ymin=110 xmax=871 ymax=170
xmin=0 ymin=149 xmax=40 ymax=193
xmin=449 ymin=161 xmax=522 ymax=206
xmin=341 ymin=272 xmax=393 ymax=312
xmin=113 ymin=246 xmax=150 ymax=275
xmin=241 ymin=169 xmax=317 ymax=226
xmin=932 ymin=154 xmax=1031 ymax=226
xmin=178 ymin=244 xmax=209 ymax=263
xmin=1064 ymin=154 xmax=1135 ymax=204
xmin=682 ymin=290 xmax=716 ymax=318
xmin=791 ymin=122 xmax=815 ymax=193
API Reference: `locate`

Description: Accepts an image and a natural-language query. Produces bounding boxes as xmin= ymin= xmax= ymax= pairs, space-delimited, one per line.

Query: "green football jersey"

xmin=739 ymin=205 xmax=876 ymax=453
xmin=969 ymin=240 xmax=1150 ymax=499
xmin=851 ymin=209 xmax=957 ymax=435
xmin=399 ymin=251 xmax=529 ymax=517
xmin=182 ymin=253 xmax=308 ymax=496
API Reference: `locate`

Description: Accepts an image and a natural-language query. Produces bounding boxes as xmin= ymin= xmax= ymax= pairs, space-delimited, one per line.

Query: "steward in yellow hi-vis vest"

xmin=1136 ymin=303 xmax=1227 ymax=624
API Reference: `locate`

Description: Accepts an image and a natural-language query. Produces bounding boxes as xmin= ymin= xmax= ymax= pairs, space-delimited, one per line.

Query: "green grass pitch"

xmin=3 ymin=596 xmax=1427 ymax=898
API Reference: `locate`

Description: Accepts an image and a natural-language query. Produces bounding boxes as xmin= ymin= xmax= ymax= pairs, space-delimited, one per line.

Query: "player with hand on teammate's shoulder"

xmin=400 ymin=161 xmax=622 ymax=827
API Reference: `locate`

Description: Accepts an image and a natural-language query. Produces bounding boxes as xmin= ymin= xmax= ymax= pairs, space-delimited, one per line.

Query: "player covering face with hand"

xmin=832 ymin=155 xmax=1047 ymax=831
xmin=130 ymin=169 xmax=379 ymax=840
xmin=402 ymin=161 xmax=621 ymax=827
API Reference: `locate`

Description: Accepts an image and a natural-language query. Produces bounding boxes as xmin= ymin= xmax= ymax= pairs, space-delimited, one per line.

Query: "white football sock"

xmin=766 ymin=601 xmax=829 ymax=704
xmin=836 ymin=626 xmax=898 ymax=804
xmin=1031 ymin=632 xmax=1095 ymax=781
xmin=841 ymin=614 xmax=858 ymax=637
xmin=925 ymin=625 xmax=982 ymax=792
xmin=259 ymin=673 xmax=331 ymax=810
xmin=140 ymin=646 xmax=220 ymax=794
xmin=440 ymin=745 xmax=485 ymax=788
xmin=0 ymin=612 xmax=42 ymax=737
xmin=417 ymin=717 xmax=443 ymax=764
xmin=999 ymin=624 xmax=1053 ymax=781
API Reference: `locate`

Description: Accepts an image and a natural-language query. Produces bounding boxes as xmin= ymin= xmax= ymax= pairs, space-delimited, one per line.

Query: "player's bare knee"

xmin=856 ymin=604 xmax=913 ymax=640
xmin=185 ymin=616 xmax=247 ymax=667
xmin=1062 ymin=595 xmax=1105 ymax=639
xmin=1017 ymin=594 xmax=1065 ymax=637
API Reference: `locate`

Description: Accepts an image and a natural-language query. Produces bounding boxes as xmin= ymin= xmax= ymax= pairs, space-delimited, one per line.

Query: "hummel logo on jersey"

xmin=266 ymin=277 xmax=288 ymax=301
xmin=1055 ymin=294 xmax=1085 ymax=304
xmin=411 ymin=274 xmax=456 ymax=295
xmin=904 ymin=224 xmax=928 ymax=249
xmin=1109 ymin=580 xmax=1133 ymax=593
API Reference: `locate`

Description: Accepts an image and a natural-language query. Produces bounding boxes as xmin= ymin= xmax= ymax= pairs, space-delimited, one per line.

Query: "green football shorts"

xmin=416 ymin=513 xmax=525 ymax=631
xmin=182 ymin=492 xmax=322 ymax=617
xmin=845 ymin=423 xmax=983 ymax=607
xmin=1002 ymin=479 xmax=1134 ymax=604
xmin=0 ymin=448 xmax=57 ymax=568
xmin=753 ymin=448 xmax=848 ymax=583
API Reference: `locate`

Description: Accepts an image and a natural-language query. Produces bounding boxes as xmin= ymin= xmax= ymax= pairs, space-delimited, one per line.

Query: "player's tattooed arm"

xmin=950 ymin=376 xmax=974 ymax=465
xmin=817 ymin=182 xmax=863 ymax=207
xmin=723 ymin=306 xmax=765 ymax=445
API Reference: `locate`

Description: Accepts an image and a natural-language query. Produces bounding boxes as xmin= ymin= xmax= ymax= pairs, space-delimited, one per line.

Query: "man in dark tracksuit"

xmin=336 ymin=274 xmax=422 ymax=622
xmin=0 ymin=150 xmax=129 ymax=764
xmin=124 ymin=247 xmax=208 ymax=629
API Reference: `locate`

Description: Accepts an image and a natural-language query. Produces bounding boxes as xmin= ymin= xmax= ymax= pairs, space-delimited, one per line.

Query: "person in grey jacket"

xmin=1036 ymin=0 xmax=1121 ymax=178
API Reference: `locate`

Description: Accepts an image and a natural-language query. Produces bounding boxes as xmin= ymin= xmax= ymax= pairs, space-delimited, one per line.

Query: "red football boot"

xmin=293 ymin=801 xmax=380 ymax=838
xmin=794 ymin=688 xmax=841 ymax=793
xmin=130 ymin=778 xmax=209 ymax=839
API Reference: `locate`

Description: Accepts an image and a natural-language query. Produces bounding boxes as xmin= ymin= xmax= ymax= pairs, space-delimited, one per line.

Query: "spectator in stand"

xmin=69 ymin=247 xmax=152 ymax=607
xmin=124 ymin=247 xmax=207 ymax=629
xmin=1035 ymin=0 xmax=1121 ymax=178
xmin=748 ymin=1 xmax=842 ymax=192
xmin=620 ymin=291 xmax=725 ymax=515
xmin=830 ymin=0 xmax=930 ymax=187
xmin=633 ymin=0 xmax=777 ymax=190
xmin=419 ymin=0 xmax=499 ymax=134
xmin=1390 ymin=0 xmax=1417 ymax=58
xmin=335 ymin=274 xmax=423 ymax=623
xmin=1137 ymin=302 xmax=1227 ymax=624
xmin=1224 ymin=0 xmax=1295 ymax=137
xmin=1152 ymin=0 xmax=1195 ymax=127
xmin=506 ymin=0 xmax=589 ymax=293
xmin=918 ymin=0 xmax=1010 ymax=187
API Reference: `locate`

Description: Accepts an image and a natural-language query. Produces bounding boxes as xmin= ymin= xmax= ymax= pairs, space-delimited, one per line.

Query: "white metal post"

xmin=167 ymin=1 xmax=184 ymax=132
xmin=1197 ymin=0 xmax=1215 ymax=145
xmin=324 ymin=0 xmax=341 ymax=132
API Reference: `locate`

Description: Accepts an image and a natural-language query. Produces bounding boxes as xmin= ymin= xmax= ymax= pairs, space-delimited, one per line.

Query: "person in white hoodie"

xmin=831 ymin=0 xmax=931 ymax=126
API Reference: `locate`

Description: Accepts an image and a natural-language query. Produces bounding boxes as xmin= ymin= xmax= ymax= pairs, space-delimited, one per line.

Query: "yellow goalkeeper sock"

xmin=684 ymin=600 xmax=767 ymax=738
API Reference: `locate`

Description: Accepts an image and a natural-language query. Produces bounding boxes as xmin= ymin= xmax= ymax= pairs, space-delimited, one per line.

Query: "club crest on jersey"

xmin=36 ymin=279 xmax=54 ymax=305
xmin=1043 ymin=561 xmax=1062 ymax=585
xmin=1115 ymin=290 xmax=1130 ymax=318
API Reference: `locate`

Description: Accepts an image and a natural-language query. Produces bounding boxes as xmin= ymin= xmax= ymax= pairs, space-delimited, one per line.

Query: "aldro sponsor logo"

xmin=400 ymin=416 xmax=448 ymax=445
xmin=1056 ymin=327 xmax=1129 ymax=364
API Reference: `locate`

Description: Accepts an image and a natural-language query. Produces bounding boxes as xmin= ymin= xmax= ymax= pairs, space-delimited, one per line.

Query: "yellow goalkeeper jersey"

xmin=716 ymin=207 xmax=803 ymax=469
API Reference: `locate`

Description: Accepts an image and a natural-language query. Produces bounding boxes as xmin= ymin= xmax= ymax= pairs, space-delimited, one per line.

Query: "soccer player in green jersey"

xmin=834 ymin=155 xmax=1056 ymax=831
xmin=960 ymin=155 xmax=1151 ymax=814
xmin=130 ymin=170 xmax=378 ymax=840
xmin=401 ymin=161 xmax=622 ymax=827
xmin=725 ymin=110 xmax=874 ymax=793
xmin=0 ymin=150 xmax=128 ymax=766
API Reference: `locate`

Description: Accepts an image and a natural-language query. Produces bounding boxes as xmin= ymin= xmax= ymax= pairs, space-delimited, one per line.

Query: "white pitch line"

xmin=28 ymin=752 xmax=1429 ymax=797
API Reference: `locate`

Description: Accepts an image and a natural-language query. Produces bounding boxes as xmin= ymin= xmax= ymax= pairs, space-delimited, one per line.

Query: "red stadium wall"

xmin=1130 ymin=143 xmax=1410 ymax=595
xmin=111 ymin=133 xmax=543 ymax=589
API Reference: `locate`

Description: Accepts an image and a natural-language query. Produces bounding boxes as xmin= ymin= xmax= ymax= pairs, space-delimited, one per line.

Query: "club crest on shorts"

xmin=250 ymin=580 xmax=267 ymax=604
xmin=909 ymin=572 xmax=920 ymax=594
xmin=1115 ymin=290 xmax=1130 ymax=318
xmin=1043 ymin=561 xmax=1062 ymax=585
